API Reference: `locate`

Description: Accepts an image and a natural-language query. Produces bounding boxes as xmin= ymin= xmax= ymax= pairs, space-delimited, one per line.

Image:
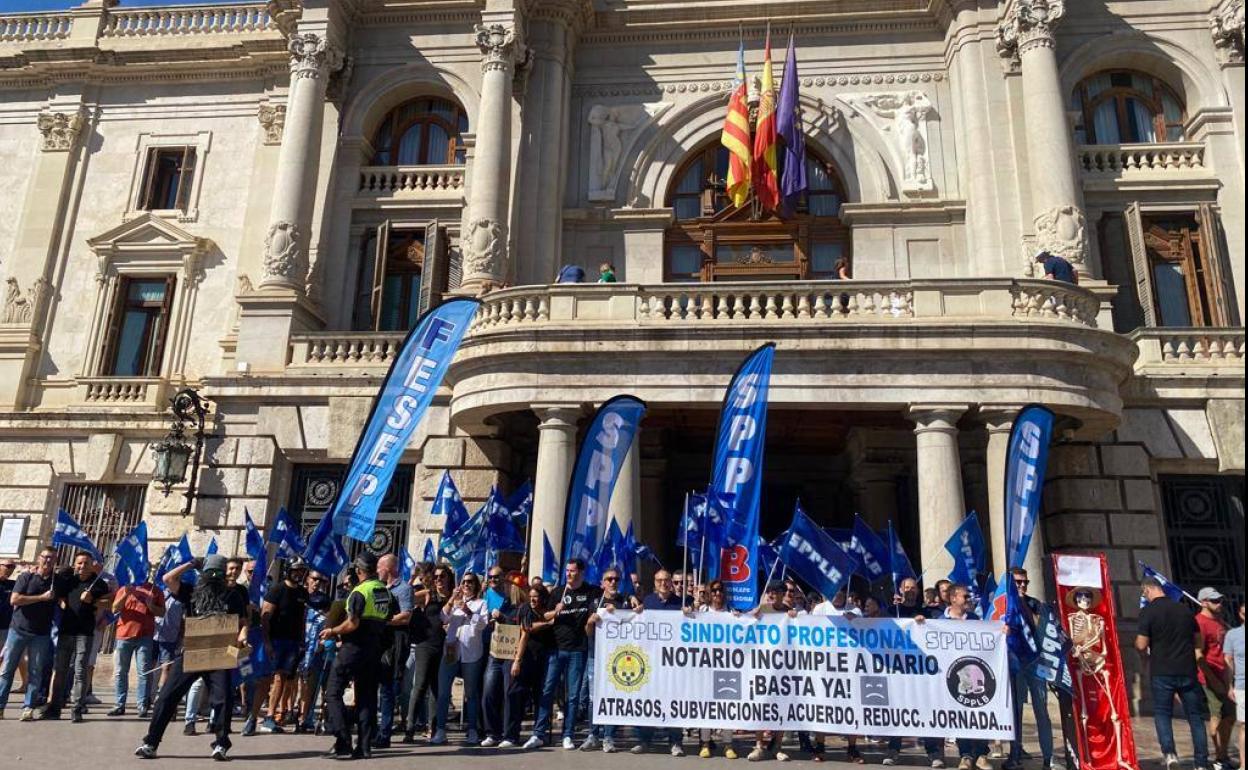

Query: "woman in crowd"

xmin=513 ymin=583 xmax=554 ymax=741
xmin=404 ymin=563 xmax=452 ymax=743
xmin=697 ymin=579 xmax=740 ymax=760
xmin=433 ymin=572 xmax=488 ymax=745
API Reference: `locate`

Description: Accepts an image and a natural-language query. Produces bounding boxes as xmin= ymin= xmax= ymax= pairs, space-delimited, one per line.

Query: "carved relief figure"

xmin=844 ymin=91 xmax=936 ymax=195
xmin=257 ymin=103 xmax=286 ymax=146
xmin=1210 ymin=0 xmax=1245 ymax=62
xmin=37 ymin=108 xmax=85 ymax=153
xmin=462 ymin=218 xmax=508 ymax=288
xmin=261 ymin=221 xmax=304 ymax=287
xmin=587 ymin=102 xmax=670 ymax=201
xmin=3 ymin=277 xmax=48 ymax=324
xmin=1034 ymin=205 xmax=1088 ymax=265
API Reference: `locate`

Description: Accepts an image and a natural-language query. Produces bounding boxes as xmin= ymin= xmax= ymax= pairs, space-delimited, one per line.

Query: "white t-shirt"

xmin=811 ymin=601 xmax=857 ymax=618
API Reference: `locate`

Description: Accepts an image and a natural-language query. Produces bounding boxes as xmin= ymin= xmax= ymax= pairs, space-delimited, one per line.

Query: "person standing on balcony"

xmin=556 ymin=264 xmax=586 ymax=283
xmin=597 ymin=263 xmax=618 ymax=283
xmin=1034 ymin=250 xmax=1078 ymax=285
xmin=109 ymin=575 xmax=166 ymax=718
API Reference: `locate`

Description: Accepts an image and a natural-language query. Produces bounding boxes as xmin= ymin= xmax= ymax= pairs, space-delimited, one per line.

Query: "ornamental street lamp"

xmin=152 ymin=388 xmax=210 ymax=516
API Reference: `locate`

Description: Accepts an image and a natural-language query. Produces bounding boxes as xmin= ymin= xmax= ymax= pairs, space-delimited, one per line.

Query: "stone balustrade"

xmin=1078 ymin=142 xmax=1208 ymax=177
xmin=0 ymin=13 xmax=73 ymax=41
xmin=1131 ymin=327 xmax=1246 ymax=368
xmin=289 ymin=333 xmax=407 ymax=368
xmin=357 ymin=165 xmax=467 ymax=199
xmin=77 ymin=377 xmax=167 ymax=407
xmin=101 ymin=4 xmax=273 ymax=37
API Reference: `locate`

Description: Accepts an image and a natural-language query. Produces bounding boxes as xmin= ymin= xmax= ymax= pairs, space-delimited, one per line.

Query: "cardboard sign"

xmin=183 ymin=614 xmax=245 ymax=673
xmin=490 ymin=623 xmax=521 ymax=660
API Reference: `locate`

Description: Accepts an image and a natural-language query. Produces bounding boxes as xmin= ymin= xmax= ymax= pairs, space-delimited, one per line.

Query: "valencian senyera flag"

xmin=561 ymin=395 xmax=647 ymax=569
xmin=721 ymin=38 xmax=752 ymax=208
xmin=710 ymin=344 xmax=774 ymax=610
xmin=752 ymin=26 xmax=780 ymax=212
xmin=776 ymin=31 xmax=807 ymax=217
xmin=329 ymin=298 xmax=480 ymax=541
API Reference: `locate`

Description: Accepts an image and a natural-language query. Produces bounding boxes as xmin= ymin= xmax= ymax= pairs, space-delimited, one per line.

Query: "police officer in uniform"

xmin=319 ymin=553 xmax=394 ymax=759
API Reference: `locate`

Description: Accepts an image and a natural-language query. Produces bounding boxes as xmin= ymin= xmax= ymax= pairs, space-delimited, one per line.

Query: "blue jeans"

xmin=0 ymin=629 xmax=53 ymax=709
xmin=1010 ymin=671 xmax=1053 ymax=763
xmin=957 ymin=739 xmax=989 ymax=760
xmin=1151 ymin=674 xmax=1210 ymax=767
xmin=114 ymin=637 xmax=155 ymax=709
xmin=379 ymin=676 xmax=401 ymax=741
xmin=534 ymin=649 xmax=588 ymax=741
xmin=436 ymin=656 xmax=485 ymax=737
xmin=579 ymin=654 xmax=616 ymax=741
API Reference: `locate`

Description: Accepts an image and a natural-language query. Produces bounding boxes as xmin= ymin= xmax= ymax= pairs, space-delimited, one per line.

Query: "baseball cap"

xmin=1197 ymin=587 xmax=1223 ymax=602
xmin=203 ymin=554 xmax=228 ymax=574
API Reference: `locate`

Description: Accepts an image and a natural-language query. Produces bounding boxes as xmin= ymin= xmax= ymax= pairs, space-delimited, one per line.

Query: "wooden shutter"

xmin=446 ymin=240 xmax=463 ymax=292
xmin=147 ymin=275 xmax=177 ymax=376
xmin=176 ymin=147 xmax=197 ymax=212
xmin=1124 ymin=202 xmax=1157 ymax=327
xmin=419 ymin=220 xmax=446 ymax=314
xmin=98 ymin=277 xmax=127 ymax=375
xmin=1196 ymin=203 xmax=1235 ymax=326
xmin=369 ymin=221 xmax=389 ymax=331
xmin=138 ymin=148 xmax=160 ymax=211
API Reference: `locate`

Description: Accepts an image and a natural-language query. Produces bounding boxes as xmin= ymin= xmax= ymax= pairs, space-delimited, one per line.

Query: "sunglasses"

xmin=488 ymin=575 xmax=504 ymax=581
xmin=603 ymin=576 xmax=619 ymax=582
xmin=1014 ymin=580 xmax=1029 ymax=586
xmin=710 ymin=588 xmax=724 ymax=594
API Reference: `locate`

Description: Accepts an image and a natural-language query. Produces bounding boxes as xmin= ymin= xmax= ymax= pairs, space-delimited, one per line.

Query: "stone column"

xmin=997 ymin=1 xmax=1090 ymax=274
xmin=528 ymin=405 xmax=581 ymax=578
xmin=607 ymin=439 xmax=640 ymax=537
xmin=909 ymin=406 xmax=969 ymax=579
xmin=461 ymin=22 xmax=523 ymax=291
xmin=259 ymin=32 xmax=342 ymax=292
xmin=981 ymin=410 xmax=1015 ymax=577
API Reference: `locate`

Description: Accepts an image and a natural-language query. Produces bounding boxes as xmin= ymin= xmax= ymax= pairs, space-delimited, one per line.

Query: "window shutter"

xmin=1125 ymin=202 xmax=1157 ymax=327
xmin=138 ymin=148 xmax=160 ymax=211
xmin=176 ymin=147 xmax=197 ymax=212
xmin=447 ymin=242 xmax=463 ymax=292
xmin=370 ymin=221 xmax=390 ymax=331
xmin=147 ymin=275 xmax=177 ymax=377
xmin=1196 ymin=203 xmax=1236 ymax=327
xmin=98 ymin=277 xmax=127 ymax=375
xmin=419 ymin=220 xmax=446 ymax=314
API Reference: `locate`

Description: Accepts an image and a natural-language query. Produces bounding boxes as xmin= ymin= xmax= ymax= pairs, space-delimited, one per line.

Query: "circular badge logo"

xmin=946 ymin=657 xmax=996 ymax=708
xmin=607 ymin=645 xmax=650 ymax=692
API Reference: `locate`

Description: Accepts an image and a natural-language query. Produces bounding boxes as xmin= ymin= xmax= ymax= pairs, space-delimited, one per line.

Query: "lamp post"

xmin=151 ymin=388 xmax=210 ymax=517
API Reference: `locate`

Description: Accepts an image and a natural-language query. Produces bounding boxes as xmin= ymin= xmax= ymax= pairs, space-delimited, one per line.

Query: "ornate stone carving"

xmin=3 ymin=277 xmax=49 ymax=324
xmin=261 ymin=220 xmax=305 ymax=288
xmin=997 ymin=0 xmax=1065 ymax=66
xmin=475 ymin=23 xmax=519 ymax=73
xmin=1033 ymin=204 xmax=1087 ymax=265
xmin=236 ymin=273 xmax=254 ymax=295
xmin=462 ymin=218 xmax=508 ymax=286
xmin=288 ymin=33 xmax=343 ymax=81
xmin=842 ymin=91 xmax=936 ymax=196
xmin=587 ymin=102 xmax=671 ymax=201
xmin=36 ymin=108 xmax=85 ymax=152
xmin=257 ymin=103 xmax=286 ymax=145
xmin=1211 ymin=1 xmax=1245 ymax=63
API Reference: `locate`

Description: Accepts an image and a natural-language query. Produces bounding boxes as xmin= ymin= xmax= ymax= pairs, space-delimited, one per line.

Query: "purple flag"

xmin=776 ymin=32 xmax=807 ymax=217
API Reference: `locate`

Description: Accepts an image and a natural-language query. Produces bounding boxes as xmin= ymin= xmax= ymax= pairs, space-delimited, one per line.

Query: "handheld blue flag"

xmin=849 ymin=516 xmax=889 ymax=583
xmin=1004 ymin=405 xmax=1054 ymax=569
xmin=421 ymin=538 xmax=436 ymax=564
xmin=542 ymin=532 xmax=560 ymax=585
xmin=156 ymin=534 xmax=196 ymax=588
xmin=248 ymin=545 xmax=268 ymax=608
xmin=483 ymin=488 xmax=526 ymax=553
xmin=1032 ymin=601 xmax=1074 ymax=693
xmin=778 ymin=502 xmax=858 ymax=601
xmin=243 ymin=509 xmax=265 ymax=561
xmin=945 ymin=511 xmax=987 ymax=585
xmin=52 ymin=509 xmax=104 ymax=564
xmin=710 ymin=344 xmax=774 ymax=610
xmin=1139 ymin=561 xmax=1186 ymax=606
xmin=978 ymin=572 xmax=998 ymax=620
xmin=562 ymin=395 xmax=647 ymax=567
xmin=206 ymin=538 xmax=219 ymax=556
xmin=887 ymin=521 xmax=917 ymax=590
xmin=114 ymin=521 xmax=149 ymax=587
xmin=434 ymin=471 xmax=471 ymax=559
xmin=270 ymin=507 xmax=305 ymax=560
xmin=303 ymin=513 xmax=348 ymax=579
xmin=757 ymin=535 xmax=782 ymax=586
xmin=626 ymin=521 xmax=661 ymax=567
xmin=400 ymin=550 xmax=416 ymax=583
xmin=504 ymin=481 xmax=533 ymax=529
xmin=329 ymin=298 xmax=480 ymax=540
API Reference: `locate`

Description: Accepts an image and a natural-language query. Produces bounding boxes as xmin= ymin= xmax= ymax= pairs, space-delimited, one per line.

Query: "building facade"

xmin=0 ymin=0 xmax=1243 ymax=695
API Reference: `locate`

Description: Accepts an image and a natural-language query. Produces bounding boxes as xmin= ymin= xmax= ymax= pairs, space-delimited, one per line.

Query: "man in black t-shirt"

xmin=0 ymin=559 xmax=15 ymax=674
xmin=0 ymin=547 xmax=58 ymax=720
xmin=39 ymin=551 xmax=110 ymax=722
xmin=135 ymin=555 xmax=249 ymax=762
xmin=260 ymin=557 xmax=308 ymax=732
xmin=1137 ymin=577 xmax=1211 ymax=770
xmin=524 ymin=557 xmax=601 ymax=750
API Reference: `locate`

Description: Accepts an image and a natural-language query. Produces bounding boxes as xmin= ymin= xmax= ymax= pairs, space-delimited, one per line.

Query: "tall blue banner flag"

xmin=329 ymin=298 xmax=480 ymax=540
xmin=710 ymin=343 xmax=774 ymax=610
xmin=561 ymin=395 xmax=647 ymax=567
xmin=1004 ymin=405 xmax=1054 ymax=569
xmin=778 ymin=502 xmax=857 ymax=601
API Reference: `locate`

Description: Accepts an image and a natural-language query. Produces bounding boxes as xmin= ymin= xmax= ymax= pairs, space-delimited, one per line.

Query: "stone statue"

xmin=1210 ymin=0 xmax=1245 ymax=63
xmin=462 ymin=217 xmax=508 ymax=291
xmin=1067 ymin=587 xmax=1132 ymax=770
xmin=3 ymin=277 xmax=47 ymax=324
xmin=587 ymin=102 xmax=670 ymax=202
xmin=261 ymin=221 xmax=304 ymax=288
xmin=843 ymin=91 xmax=937 ymax=196
xmin=1034 ymin=205 xmax=1088 ymax=265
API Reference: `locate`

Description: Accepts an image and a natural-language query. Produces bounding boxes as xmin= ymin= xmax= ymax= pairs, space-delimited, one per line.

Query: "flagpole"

xmin=680 ymin=491 xmax=691 ymax=601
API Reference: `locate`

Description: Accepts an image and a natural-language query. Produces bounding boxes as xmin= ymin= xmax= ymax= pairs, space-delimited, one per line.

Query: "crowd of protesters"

xmin=0 ymin=549 xmax=1243 ymax=770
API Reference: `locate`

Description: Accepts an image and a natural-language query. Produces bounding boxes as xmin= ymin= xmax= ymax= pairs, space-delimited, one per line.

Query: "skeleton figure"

xmin=1068 ymin=588 xmax=1132 ymax=770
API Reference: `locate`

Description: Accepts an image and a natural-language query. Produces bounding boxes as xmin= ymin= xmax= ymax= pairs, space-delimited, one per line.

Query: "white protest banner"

xmin=592 ymin=610 xmax=1013 ymax=740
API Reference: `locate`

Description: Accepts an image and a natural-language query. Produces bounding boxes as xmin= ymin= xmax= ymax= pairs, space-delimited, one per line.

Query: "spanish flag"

xmin=721 ymin=40 xmax=752 ymax=209
xmin=752 ymin=27 xmax=780 ymax=212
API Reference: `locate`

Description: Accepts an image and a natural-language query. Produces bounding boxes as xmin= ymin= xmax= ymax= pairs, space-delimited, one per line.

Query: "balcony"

xmin=356 ymin=165 xmax=466 ymax=207
xmin=0 ymin=13 xmax=72 ymax=42
xmin=1131 ymin=327 xmax=1245 ymax=371
xmin=75 ymin=377 xmax=170 ymax=409
xmin=1077 ymin=143 xmax=1214 ymax=192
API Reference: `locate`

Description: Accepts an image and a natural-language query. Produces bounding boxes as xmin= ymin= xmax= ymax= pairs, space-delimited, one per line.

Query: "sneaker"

xmin=930 ymin=756 xmax=947 ymax=769
xmin=603 ymin=739 xmax=617 ymax=753
xmin=581 ymin=736 xmax=601 ymax=751
xmin=465 ymin=731 xmax=480 ymax=745
xmin=701 ymin=746 xmax=713 ymax=759
xmin=108 ymin=706 xmax=125 ymax=717
xmin=429 ymin=730 xmax=448 ymax=746
xmin=20 ymin=708 xmax=34 ymax=721
xmin=632 ymin=743 xmax=649 ymax=755
xmin=135 ymin=744 xmax=158 ymax=759
xmin=990 ymin=745 xmax=1006 ymax=759
xmin=138 ymin=707 xmax=151 ymax=719
xmin=672 ymin=744 xmax=686 ymax=757
xmin=37 ymin=707 xmax=61 ymax=721
xmin=241 ymin=717 xmax=256 ymax=737
xmin=958 ymin=758 xmax=973 ymax=770
xmin=211 ymin=744 xmax=230 ymax=762
xmin=522 ymin=736 xmax=543 ymax=750
xmin=776 ymin=751 xmax=791 ymax=762
xmin=976 ymin=757 xmax=994 ymax=770
xmin=481 ymin=737 xmax=499 ymax=748
xmin=748 ymin=747 xmax=768 ymax=762
xmin=499 ymin=740 xmax=517 ymax=749
xmin=563 ymin=737 xmax=576 ymax=750
xmin=71 ymin=710 xmax=85 ymax=723
xmin=726 ymin=747 xmax=739 ymax=760
xmin=884 ymin=751 xmax=899 ymax=766
xmin=184 ymin=723 xmax=197 ymax=736
xmin=259 ymin=717 xmax=283 ymax=733
xmin=1165 ymin=756 xmax=1180 ymax=770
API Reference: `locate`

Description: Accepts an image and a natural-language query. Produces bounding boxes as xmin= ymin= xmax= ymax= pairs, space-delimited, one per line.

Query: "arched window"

xmin=664 ymin=142 xmax=849 ymax=282
xmin=370 ymin=97 xmax=469 ymax=166
xmin=1071 ymin=70 xmax=1186 ymax=144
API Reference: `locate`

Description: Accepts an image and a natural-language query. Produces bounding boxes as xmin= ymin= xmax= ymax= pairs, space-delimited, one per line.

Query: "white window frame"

xmin=124 ymin=131 xmax=212 ymax=224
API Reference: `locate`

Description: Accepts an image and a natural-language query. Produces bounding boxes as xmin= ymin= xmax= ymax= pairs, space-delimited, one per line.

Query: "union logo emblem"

xmin=607 ymin=644 xmax=650 ymax=692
